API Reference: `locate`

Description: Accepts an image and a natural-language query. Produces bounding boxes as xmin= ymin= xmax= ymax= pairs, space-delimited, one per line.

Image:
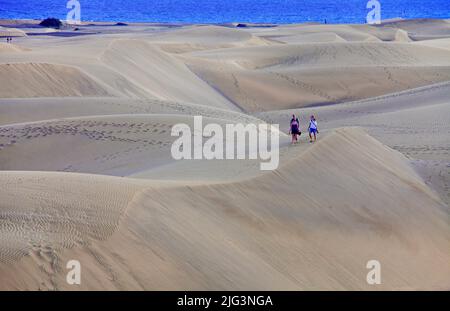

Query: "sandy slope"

xmin=1 ymin=129 xmax=448 ymax=290
xmin=0 ymin=113 xmax=273 ymax=176
xmin=0 ymin=34 xmax=236 ymax=107
xmin=0 ymin=26 xmax=26 ymax=38
xmin=0 ymin=97 xmax=259 ymax=126
xmin=258 ymin=80 xmax=450 ymax=206
xmin=148 ymin=25 xmax=274 ymax=52
xmin=0 ymin=19 xmax=449 ymax=290
xmin=0 ymin=43 xmax=29 ymax=53
xmin=374 ymin=19 xmax=450 ymax=40
xmin=0 ymin=63 xmax=111 ymax=98
xmin=185 ymin=42 xmax=450 ymax=111
xmin=245 ymin=24 xmax=383 ymax=42
xmin=100 ymin=39 xmax=236 ymax=109
xmin=416 ymin=37 xmax=450 ymax=50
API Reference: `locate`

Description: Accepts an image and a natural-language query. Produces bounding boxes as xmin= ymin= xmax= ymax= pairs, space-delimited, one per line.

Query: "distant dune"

xmin=0 ymin=19 xmax=449 ymax=290
xmin=0 ymin=42 xmax=29 ymax=53
xmin=185 ymin=42 xmax=450 ymax=111
xmin=0 ymin=63 xmax=110 ymax=98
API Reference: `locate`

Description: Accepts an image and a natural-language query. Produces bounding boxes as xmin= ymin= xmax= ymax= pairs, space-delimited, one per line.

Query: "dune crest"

xmin=100 ymin=39 xmax=235 ymax=109
xmin=394 ymin=29 xmax=412 ymax=42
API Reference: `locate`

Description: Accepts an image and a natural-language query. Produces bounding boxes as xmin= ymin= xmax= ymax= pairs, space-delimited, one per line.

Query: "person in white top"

xmin=308 ymin=115 xmax=319 ymax=143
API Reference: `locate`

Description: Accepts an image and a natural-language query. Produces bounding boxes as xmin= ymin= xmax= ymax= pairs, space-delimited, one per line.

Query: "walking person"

xmin=289 ymin=114 xmax=301 ymax=144
xmin=308 ymin=115 xmax=319 ymax=142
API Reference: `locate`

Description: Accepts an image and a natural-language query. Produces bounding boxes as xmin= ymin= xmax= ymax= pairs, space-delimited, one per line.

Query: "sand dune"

xmin=151 ymin=25 xmax=253 ymax=43
xmin=0 ymin=113 xmax=270 ymax=176
xmin=416 ymin=37 xmax=450 ymax=50
xmin=1 ymin=128 xmax=448 ymax=290
xmin=100 ymin=39 xmax=236 ymax=109
xmin=275 ymin=32 xmax=347 ymax=44
xmin=249 ymin=24 xmax=383 ymax=42
xmin=185 ymin=42 xmax=450 ymax=111
xmin=0 ymin=43 xmax=29 ymax=53
xmin=258 ymin=80 xmax=450 ymax=207
xmin=188 ymin=42 xmax=450 ymax=69
xmin=0 ymin=63 xmax=110 ymax=98
xmin=375 ymin=18 xmax=450 ymax=40
xmin=188 ymin=63 xmax=450 ymax=111
xmin=243 ymin=19 xmax=450 ymax=44
xmin=394 ymin=29 xmax=412 ymax=42
xmin=0 ymin=115 xmax=196 ymax=175
xmin=0 ymin=115 xmax=178 ymax=175
xmin=0 ymin=171 xmax=146 ymax=265
xmin=148 ymin=25 xmax=272 ymax=48
xmin=0 ymin=97 xmax=260 ymax=126
xmin=0 ymin=26 xmax=26 ymax=38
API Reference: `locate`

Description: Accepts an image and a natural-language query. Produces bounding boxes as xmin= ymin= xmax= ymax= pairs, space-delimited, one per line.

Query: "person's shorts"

xmin=309 ymin=128 xmax=317 ymax=134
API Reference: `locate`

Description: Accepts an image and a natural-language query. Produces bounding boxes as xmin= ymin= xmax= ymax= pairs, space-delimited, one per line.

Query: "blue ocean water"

xmin=0 ymin=0 xmax=449 ymax=24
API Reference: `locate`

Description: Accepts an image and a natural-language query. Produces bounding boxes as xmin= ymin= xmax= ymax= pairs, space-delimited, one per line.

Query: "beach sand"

xmin=0 ymin=19 xmax=449 ymax=290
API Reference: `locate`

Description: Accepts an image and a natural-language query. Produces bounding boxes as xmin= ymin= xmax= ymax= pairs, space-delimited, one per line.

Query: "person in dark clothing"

xmin=289 ymin=114 xmax=301 ymax=144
